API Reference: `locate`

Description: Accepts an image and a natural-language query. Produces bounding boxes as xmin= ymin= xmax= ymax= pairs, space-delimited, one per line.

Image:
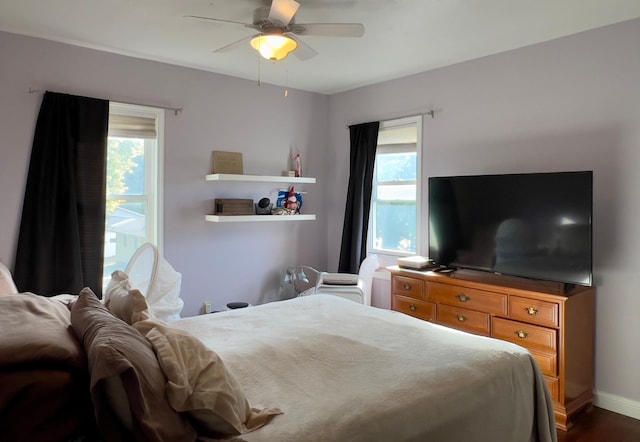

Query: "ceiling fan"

xmin=187 ymin=0 xmax=365 ymax=61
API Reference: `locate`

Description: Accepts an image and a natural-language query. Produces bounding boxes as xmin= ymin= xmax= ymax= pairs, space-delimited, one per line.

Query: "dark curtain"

xmin=338 ymin=121 xmax=380 ymax=273
xmin=14 ymin=92 xmax=109 ymax=297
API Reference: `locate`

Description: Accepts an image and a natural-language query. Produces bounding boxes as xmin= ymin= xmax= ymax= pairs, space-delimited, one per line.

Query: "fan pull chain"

xmin=257 ymin=44 xmax=262 ymax=86
xmin=285 ymin=60 xmax=289 ymax=97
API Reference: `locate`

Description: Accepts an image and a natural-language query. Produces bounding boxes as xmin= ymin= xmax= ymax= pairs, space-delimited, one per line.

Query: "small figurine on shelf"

xmin=293 ymin=153 xmax=302 ymax=177
xmin=284 ymin=186 xmax=300 ymax=214
xmin=290 ymin=148 xmax=302 ymax=177
xmin=276 ymin=186 xmax=303 ymax=214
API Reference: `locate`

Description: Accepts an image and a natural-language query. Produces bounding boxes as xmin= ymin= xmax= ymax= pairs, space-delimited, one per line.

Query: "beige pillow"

xmin=70 ymin=288 xmax=196 ymax=442
xmin=135 ymin=320 xmax=282 ymax=437
xmin=105 ymin=270 xmax=152 ymax=324
xmin=104 ymin=270 xmax=128 ymax=304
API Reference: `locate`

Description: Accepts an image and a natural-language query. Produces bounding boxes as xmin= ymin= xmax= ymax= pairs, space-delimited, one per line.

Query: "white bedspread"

xmin=173 ymin=295 xmax=556 ymax=442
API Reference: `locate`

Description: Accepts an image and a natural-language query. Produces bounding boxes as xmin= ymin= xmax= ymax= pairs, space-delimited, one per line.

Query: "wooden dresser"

xmin=389 ymin=266 xmax=595 ymax=431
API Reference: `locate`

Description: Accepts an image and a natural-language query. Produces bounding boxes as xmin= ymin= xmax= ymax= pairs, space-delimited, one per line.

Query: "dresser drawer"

xmin=428 ymin=282 xmax=507 ymax=315
xmin=392 ymin=276 xmax=425 ymax=300
xmin=392 ymin=295 xmax=435 ymax=321
xmin=491 ymin=317 xmax=557 ymax=354
xmin=528 ymin=348 xmax=558 ymax=377
xmin=509 ymin=296 xmax=559 ymax=328
xmin=436 ymin=304 xmax=491 ymax=336
xmin=544 ymin=375 xmax=560 ymax=401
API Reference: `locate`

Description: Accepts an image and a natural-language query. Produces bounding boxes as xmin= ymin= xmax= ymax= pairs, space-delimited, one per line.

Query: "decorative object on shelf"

xmin=276 ymin=186 xmax=302 ymax=214
xmin=289 ymin=147 xmax=302 ymax=177
xmin=255 ymin=197 xmax=272 ymax=215
xmin=212 ymin=151 xmax=243 ymax=174
xmin=292 ymin=152 xmax=302 ymax=177
xmin=214 ymin=199 xmax=254 ymax=215
xmin=284 ymin=187 xmax=300 ymax=213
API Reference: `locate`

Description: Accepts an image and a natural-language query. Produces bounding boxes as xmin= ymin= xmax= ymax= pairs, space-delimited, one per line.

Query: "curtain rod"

xmin=29 ymin=88 xmax=183 ymax=116
xmin=346 ymin=109 xmax=436 ymax=129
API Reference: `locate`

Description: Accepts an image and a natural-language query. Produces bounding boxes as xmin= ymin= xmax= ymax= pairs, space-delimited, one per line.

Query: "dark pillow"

xmin=1 ymin=292 xmax=85 ymax=370
xmin=70 ymin=287 xmax=196 ymax=442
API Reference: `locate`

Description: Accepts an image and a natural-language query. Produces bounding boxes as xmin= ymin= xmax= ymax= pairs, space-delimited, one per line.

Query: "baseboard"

xmin=594 ymin=390 xmax=640 ymax=420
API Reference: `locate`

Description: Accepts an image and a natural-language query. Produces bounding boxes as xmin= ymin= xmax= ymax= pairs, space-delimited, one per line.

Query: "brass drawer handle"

xmin=409 ymin=304 xmax=417 ymax=312
xmin=456 ymin=294 xmax=471 ymax=302
xmin=515 ymin=330 xmax=529 ymax=339
xmin=457 ymin=314 xmax=466 ymax=322
xmin=525 ymin=306 xmax=539 ymax=316
xmin=403 ymin=283 xmax=411 ymax=290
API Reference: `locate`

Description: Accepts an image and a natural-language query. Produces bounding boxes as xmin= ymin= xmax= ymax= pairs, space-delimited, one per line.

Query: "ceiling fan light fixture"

xmin=250 ymin=34 xmax=298 ymax=61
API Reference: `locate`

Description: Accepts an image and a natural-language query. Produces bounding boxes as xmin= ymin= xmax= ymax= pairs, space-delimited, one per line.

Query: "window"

xmin=369 ymin=115 xmax=422 ymax=256
xmin=104 ymin=103 xmax=163 ymax=287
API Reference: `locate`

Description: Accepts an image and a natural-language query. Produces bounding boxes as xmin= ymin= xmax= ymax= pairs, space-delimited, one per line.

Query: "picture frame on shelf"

xmin=212 ymin=151 xmax=243 ymax=174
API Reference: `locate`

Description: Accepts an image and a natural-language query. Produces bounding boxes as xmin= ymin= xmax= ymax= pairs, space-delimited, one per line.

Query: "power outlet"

xmin=203 ymin=301 xmax=212 ymax=314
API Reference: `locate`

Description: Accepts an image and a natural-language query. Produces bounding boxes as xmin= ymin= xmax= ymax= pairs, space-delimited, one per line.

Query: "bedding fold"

xmin=134 ymin=319 xmax=282 ymax=437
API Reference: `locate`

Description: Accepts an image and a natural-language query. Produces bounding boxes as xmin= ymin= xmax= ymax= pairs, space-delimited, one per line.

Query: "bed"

xmin=0 ymin=288 xmax=557 ymax=442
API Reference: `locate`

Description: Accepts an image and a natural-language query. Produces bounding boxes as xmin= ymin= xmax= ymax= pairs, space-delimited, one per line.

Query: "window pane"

xmin=107 ymin=137 xmax=146 ymax=196
xmin=370 ymin=115 xmax=421 ymax=255
xmin=376 ymin=152 xmax=416 ymax=182
xmin=377 ymin=184 xmax=416 ymax=201
xmin=374 ymin=202 xmax=417 ymax=253
xmin=104 ymin=201 xmax=148 ymax=282
xmin=104 ymin=104 xmax=161 ymax=290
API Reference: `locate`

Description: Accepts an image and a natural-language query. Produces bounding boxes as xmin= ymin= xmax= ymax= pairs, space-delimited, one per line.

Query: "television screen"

xmin=428 ymin=171 xmax=593 ymax=286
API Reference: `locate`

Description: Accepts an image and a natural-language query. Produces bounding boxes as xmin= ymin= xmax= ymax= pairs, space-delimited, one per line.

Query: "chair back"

xmin=358 ymin=255 xmax=386 ymax=306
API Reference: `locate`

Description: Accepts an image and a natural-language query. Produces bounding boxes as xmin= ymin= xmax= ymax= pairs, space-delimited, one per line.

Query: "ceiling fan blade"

xmin=269 ymin=0 xmax=300 ymax=26
xmin=185 ymin=15 xmax=253 ymax=27
xmin=288 ymin=36 xmax=318 ymax=61
xmin=292 ymin=23 xmax=364 ymax=38
xmin=301 ymin=0 xmax=357 ymax=8
xmin=214 ymin=34 xmax=257 ymax=53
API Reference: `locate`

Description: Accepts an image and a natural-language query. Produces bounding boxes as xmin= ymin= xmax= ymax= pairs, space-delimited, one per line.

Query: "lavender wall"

xmin=0 ymin=31 xmax=329 ymax=314
xmin=327 ymin=19 xmax=640 ymax=417
xmin=2 ymin=17 xmax=639 ymax=419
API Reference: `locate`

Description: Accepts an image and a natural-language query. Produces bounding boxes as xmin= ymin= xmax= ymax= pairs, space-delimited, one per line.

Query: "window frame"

xmin=368 ymin=115 xmax=422 ymax=258
xmin=105 ymin=102 xmax=164 ymax=281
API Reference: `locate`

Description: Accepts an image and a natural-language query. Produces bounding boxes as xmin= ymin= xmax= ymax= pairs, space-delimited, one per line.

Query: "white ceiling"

xmin=1 ymin=0 xmax=640 ymax=95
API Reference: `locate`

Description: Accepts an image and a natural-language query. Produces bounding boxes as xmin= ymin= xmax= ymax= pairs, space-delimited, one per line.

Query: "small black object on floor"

xmin=227 ymin=302 xmax=249 ymax=309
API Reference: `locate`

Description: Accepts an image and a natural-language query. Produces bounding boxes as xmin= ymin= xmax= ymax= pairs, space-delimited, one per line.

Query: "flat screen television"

xmin=428 ymin=171 xmax=593 ymax=287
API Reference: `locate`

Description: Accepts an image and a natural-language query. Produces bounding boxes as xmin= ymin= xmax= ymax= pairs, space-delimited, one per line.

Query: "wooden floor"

xmin=558 ymin=407 xmax=640 ymax=442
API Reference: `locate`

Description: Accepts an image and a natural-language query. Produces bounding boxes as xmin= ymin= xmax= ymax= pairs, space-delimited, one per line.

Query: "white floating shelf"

xmin=206 ymin=174 xmax=316 ymax=184
xmin=205 ymin=214 xmax=316 ymax=223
